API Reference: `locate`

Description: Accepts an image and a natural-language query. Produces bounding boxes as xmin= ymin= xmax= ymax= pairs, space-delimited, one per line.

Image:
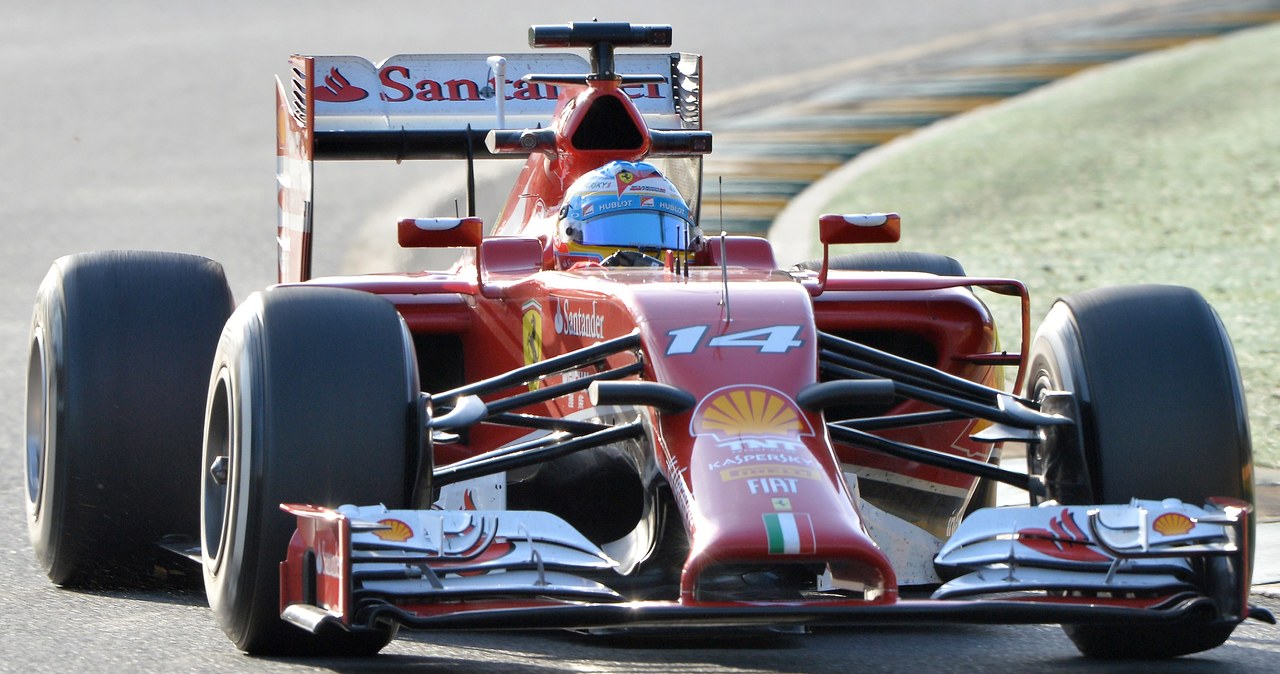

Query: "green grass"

xmin=822 ymin=24 xmax=1280 ymax=467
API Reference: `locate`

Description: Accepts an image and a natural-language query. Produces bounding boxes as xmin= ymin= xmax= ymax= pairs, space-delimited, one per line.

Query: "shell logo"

xmin=690 ymin=386 xmax=813 ymax=440
xmin=1152 ymin=512 xmax=1195 ymax=536
xmin=373 ymin=518 xmax=413 ymax=542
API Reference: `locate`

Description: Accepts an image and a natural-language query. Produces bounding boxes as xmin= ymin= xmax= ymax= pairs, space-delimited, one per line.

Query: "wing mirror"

xmin=398 ymin=217 xmax=484 ymax=249
xmin=813 ymin=212 xmax=901 ymax=294
xmin=818 ymin=213 xmax=901 ymax=245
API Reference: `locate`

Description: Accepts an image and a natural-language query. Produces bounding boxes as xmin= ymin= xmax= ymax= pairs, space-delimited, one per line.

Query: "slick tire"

xmin=26 ymin=251 xmax=235 ymax=587
xmin=1023 ymin=284 xmax=1253 ymax=659
xmin=201 ymin=286 xmax=420 ymax=656
xmin=794 ymin=251 xmax=966 ymax=277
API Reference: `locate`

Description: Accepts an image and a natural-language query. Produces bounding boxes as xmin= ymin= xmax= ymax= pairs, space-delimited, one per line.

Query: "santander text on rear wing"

xmin=278 ymin=52 xmax=700 ymax=162
xmin=275 ymin=51 xmax=701 ymax=282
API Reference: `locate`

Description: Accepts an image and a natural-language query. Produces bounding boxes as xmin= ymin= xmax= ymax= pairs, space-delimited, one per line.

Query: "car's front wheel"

xmin=1025 ymin=284 xmax=1253 ymax=659
xmin=201 ymin=286 xmax=420 ymax=655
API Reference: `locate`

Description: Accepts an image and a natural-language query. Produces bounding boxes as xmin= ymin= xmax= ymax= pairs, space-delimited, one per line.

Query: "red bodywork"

xmin=273 ymin=45 xmax=1031 ymax=621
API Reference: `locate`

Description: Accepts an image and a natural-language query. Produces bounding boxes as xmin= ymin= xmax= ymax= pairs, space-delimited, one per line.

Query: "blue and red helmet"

xmin=555 ymin=161 xmax=697 ymax=266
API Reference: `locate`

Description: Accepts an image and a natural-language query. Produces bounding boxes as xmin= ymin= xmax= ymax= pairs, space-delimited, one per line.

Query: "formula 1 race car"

xmin=25 ymin=22 xmax=1273 ymax=659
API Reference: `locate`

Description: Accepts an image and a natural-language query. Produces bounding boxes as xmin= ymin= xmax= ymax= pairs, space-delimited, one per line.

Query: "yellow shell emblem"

xmin=373 ymin=518 xmax=413 ymax=542
xmin=1152 ymin=512 xmax=1194 ymax=536
xmin=691 ymin=386 xmax=812 ymax=440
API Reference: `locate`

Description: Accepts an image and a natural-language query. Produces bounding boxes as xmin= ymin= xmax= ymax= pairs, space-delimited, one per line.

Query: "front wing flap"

xmin=934 ymin=498 xmax=1254 ymax=621
xmin=278 ymin=498 xmax=1265 ymax=636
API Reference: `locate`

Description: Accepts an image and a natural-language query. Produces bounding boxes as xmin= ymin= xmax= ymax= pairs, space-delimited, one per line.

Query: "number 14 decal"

xmin=666 ymin=325 xmax=804 ymax=355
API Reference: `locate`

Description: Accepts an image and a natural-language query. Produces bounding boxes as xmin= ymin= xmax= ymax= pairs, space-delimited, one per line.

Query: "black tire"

xmin=1024 ymin=284 xmax=1253 ymax=659
xmin=794 ymin=251 xmax=966 ymax=276
xmin=26 ymin=251 xmax=234 ymax=586
xmin=201 ymin=286 xmax=420 ymax=656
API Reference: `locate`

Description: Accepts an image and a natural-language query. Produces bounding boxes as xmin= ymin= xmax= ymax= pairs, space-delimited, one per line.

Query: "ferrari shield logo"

xmin=521 ymin=300 xmax=542 ymax=390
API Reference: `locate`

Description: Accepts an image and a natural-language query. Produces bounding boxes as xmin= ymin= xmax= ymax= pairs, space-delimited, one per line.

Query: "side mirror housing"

xmin=813 ymin=213 xmax=902 ymax=295
xmin=398 ymin=217 xmax=484 ymax=248
xmin=818 ymin=213 xmax=901 ymax=245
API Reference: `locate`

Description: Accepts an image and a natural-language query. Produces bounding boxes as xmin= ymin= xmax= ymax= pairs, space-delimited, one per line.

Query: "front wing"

xmin=277 ymin=498 xmax=1272 ymax=636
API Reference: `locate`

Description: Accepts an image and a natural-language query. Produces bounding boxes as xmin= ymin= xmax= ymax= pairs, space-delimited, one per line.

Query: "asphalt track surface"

xmin=2 ymin=1 xmax=1277 ymax=670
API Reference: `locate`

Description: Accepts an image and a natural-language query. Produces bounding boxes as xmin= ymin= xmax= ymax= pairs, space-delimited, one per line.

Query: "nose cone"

xmin=672 ymin=387 xmax=899 ymax=603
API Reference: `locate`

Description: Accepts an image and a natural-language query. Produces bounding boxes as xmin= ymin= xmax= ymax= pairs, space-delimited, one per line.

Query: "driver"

xmin=554 ymin=161 xmax=700 ymax=269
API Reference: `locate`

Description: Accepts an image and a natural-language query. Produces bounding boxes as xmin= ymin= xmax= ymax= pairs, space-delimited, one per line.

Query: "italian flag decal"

xmin=763 ymin=513 xmax=816 ymax=554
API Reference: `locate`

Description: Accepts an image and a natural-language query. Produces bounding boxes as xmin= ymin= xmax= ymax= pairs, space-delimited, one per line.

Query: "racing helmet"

xmin=555 ymin=161 xmax=699 ymax=268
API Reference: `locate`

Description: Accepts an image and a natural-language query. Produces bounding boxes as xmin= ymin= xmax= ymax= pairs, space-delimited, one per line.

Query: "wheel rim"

xmin=203 ymin=372 xmax=234 ymax=569
xmin=25 ymin=336 xmax=47 ymax=516
xmin=1030 ymin=372 xmax=1052 ymax=401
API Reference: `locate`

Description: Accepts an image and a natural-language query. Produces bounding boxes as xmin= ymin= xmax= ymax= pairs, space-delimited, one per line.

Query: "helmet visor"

xmin=574 ymin=210 xmax=696 ymax=251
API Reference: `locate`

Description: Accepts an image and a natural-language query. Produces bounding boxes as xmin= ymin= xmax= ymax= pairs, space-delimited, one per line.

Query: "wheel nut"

xmin=209 ymin=456 xmax=229 ymax=486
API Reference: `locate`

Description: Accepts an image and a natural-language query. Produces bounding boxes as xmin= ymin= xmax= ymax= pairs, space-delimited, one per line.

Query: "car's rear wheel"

xmin=26 ymin=251 xmax=234 ymax=586
xmin=201 ymin=286 xmax=420 ymax=656
xmin=798 ymin=252 xmax=1002 ymax=516
xmin=1024 ymin=284 xmax=1253 ymax=659
xmin=794 ymin=251 xmax=966 ymax=276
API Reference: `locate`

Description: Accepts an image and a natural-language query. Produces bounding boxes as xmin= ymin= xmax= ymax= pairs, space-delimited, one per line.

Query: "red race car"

xmin=25 ymin=21 xmax=1271 ymax=659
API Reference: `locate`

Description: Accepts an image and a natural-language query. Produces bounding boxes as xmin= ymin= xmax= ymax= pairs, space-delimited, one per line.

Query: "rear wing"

xmin=276 ymin=51 xmax=702 ymax=282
